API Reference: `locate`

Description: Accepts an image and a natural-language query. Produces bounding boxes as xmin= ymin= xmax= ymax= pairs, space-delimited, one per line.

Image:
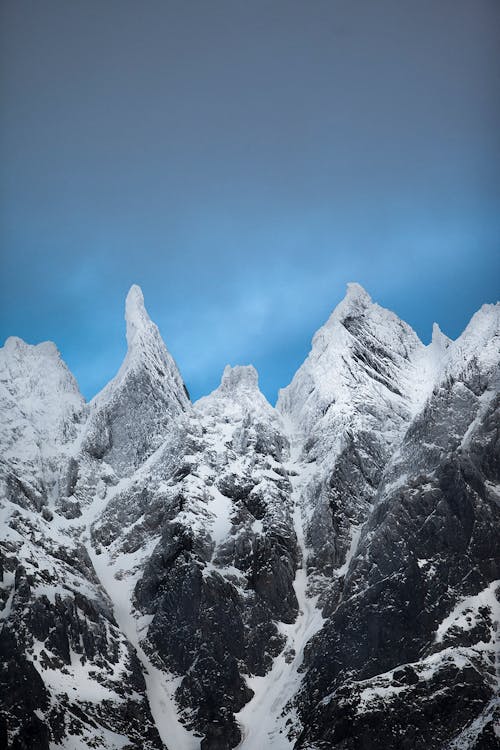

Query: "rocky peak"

xmin=125 ymin=283 xmax=153 ymax=349
xmin=326 ymin=280 xmax=372 ymax=320
xmin=195 ymin=364 xmax=276 ymax=425
xmin=446 ymin=302 xmax=500 ymax=382
xmin=102 ymin=284 xmax=188 ymax=393
xmin=1 ymin=336 xmax=82 ymax=395
xmin=0 ymin=336 xmax=84 ymax=515
xmin=277 ymin=284 xmax=423 ymax=441
xmin=431 ymin=322 xmax=451 ymax=351
xmin=84 ymin=285 xmax=190 ymax=475
xmin=313 ymin=282 xmax=420 ymax=355
xmin=4 ymin=335 xmax=58 ymax=356
xmin=0 ymin=336 xmax=84 ymax=449
xmin=219 ymin=364 xmax=259 ymax=393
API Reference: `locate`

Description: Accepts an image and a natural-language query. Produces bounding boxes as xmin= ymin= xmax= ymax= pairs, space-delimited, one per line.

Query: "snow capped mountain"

xmin=294 ymin=297 xmax=500 ymax=750
xmin=0 ymin=337 xmax=83 ymax=453
xmin=0 ymin=337 xmax=84 ymax=517
xmin=277 ymin=282 xmax=432 ymax=443
xmin=84 ymin=284 xmax=190 ymax=477
xmin=277 ymin=283 xmax=445 ymax=590
xmin=1 ymin=284 xmax=498 ymax=750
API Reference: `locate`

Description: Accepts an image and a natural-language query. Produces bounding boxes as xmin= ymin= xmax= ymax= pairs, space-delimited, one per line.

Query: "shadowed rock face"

xmin=0 ymin=284 xmax=498 ymax=750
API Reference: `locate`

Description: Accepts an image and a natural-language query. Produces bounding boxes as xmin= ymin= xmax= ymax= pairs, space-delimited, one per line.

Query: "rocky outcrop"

xmin=83 ymin=285 xmax=190 ymax=477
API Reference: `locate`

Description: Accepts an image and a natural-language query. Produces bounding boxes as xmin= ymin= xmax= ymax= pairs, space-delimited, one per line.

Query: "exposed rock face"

xmin=0 ymin=284 xmax=498 ymax=750
xmin=131 ymin=363 xmax=298 ymax=746
xmin=291 ymin=302 xmax=500 ymax=750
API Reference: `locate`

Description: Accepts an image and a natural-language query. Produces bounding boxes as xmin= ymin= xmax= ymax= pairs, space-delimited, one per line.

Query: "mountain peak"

xmin=121 ymin=285 xmax=177 ymax=372
xmin=278 ymin=283 xmax=424 ymax=443
xmin=321 ymin=283 xmax=373 ymax=333
xmin=431 ymin=322 xmax=451 ymax=350
xmin=125 ymin=284 xmax=151 ymax=349
xmin=195 ymin=364 xmax=274 ymax=420
xmin=220 ymin=364 xmax=259 ymax=392
xmin=344 ymin=281 xmax=372 ymax=306
xmin=3 ymin=336 xmax=60 ymax=359
xmin=446 ymin=301 xmax=500 ymax=378
xmin=96 ymin=283 xmax=187 ymax=397
xmin=86 ymin=285 xmax=190 ymax=475
xmin=4 ymin=335 xmax=27 ymax=351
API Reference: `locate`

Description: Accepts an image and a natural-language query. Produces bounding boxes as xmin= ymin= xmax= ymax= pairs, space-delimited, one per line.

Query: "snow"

xmin=447 ymin=697 xmax=500 ymax=749
xmin=317 ymin=642 xmax=498 ymax=717
xmin=48 ymin=724 xmax=131 ymax=750
xmin=124 ymin=283 xmax=149 ymax=349
xmin=446 ymin=302 xmax=500 ymax=377
xmin=485 ymin=481 xmax=500 ymax=500
xmin=460 ymin=388 xmax=498 ymax=452
xmin=276 ymin=282 xmax=435 ymax=465
xmin=435 ymin=580 xmax=500 ymax=643
xmin=0 ymin=334 xmax=85 ymax=516
xmin=417 ymin=646 xmax=491 ymax=681
xmin=195 ymin=363 xmax=275 ymax=420
xmin=335 ymin=523 xmax=363 ymax=577
xmin=251 ymin=518 xmax=263 ymax=535
xmin=0 ymin=571 xmax=15 ymax=623
xmin=208 ymin=486 xmax=233 ymax=552
xmin=431 ymin=321 xmax=451 ymax=350
xmin=235 ymin=430 xmax=325 ymax=749
xmin=0 ymin=336 xmax=84 ymax=446
xmin=80 ymin=489 xmax=199 ymax=750
xmin=88 ymin=283 xmax=189 ymax=467
xmin=88 ymin=548 xmax=199 ymax=749
xmin=357 ymin=683 xmax=406 ymax=707
xmin=2 ymin=282 xmax=499 ymax=748
xmin=219 ymin=364 xmax=260 ymax=392
xmin=29 ymin=639 xmax=123 ymax=703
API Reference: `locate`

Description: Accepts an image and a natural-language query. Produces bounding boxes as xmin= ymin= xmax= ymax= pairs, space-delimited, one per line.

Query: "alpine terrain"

xmin=1 ymin=283 xmax=499 ymax=750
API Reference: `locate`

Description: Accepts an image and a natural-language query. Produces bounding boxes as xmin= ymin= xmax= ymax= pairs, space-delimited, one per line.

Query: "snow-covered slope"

xmin=293 ymin=296 xmax=500 ymax=750
xmin=276 ymin=284 xmax=450 ymax=593
xmin=277 ymin=283 xmax=424 ymax=437
xmin=0 ymin=336 xmax=84 ymax=516
xmin=0 ymin=337 xmax=83 ymax=456
xmin=1 ymin=283 xmax=498 ymax=750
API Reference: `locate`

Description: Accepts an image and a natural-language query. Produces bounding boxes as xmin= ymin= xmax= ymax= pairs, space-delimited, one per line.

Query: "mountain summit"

xmin=84 ymin=285 xmax=190 ymax=476
xmin=0 ymin=285 xmax=498 ymax=750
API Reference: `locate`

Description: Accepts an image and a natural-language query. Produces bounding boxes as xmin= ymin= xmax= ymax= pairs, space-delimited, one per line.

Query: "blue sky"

xmin=1 ymin=0 xmax=499 ymax=403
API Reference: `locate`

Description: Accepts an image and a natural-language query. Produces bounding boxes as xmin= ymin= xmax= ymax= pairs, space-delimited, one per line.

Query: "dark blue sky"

xmin=1 ymin=1 xmax=499 ymax=403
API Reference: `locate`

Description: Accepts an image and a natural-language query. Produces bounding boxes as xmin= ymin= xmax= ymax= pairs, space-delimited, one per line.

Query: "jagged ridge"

xmin=0 ymin=284 xmax=498 ymax=750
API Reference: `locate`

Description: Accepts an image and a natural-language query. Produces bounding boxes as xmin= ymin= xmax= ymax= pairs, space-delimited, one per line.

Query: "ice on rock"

xmin=0 ymin=337 xmax=83 ymax=416
xmin=446 ymin=302 xmax=500 ymax=378
xmin=196 ymin=364 xmax=275 ymax=424
xmin=0 ymin=335 xmax=85 ymax=512
xmin=276 ymin=282 xmax=467 ymax=596
xmin=431 ymin=322 xmax=451 ymax=351
xmin=125 ymin=283 xmax=149 ymax=347
xmin=98 ymin=283 xmax=189 ymax=399
xmin=84 ymin=284 xmax=190 ymax=476
xmin=327 ymin=280 xmax=372 ymax=317
xmin=277 ymin=281 xmax=424 ymax=450
xmin=220 ymin=364 xmax=259 ymax=391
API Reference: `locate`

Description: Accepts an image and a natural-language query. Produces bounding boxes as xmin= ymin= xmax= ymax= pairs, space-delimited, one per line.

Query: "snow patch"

xmin=435 ymin=580 xmax=500 ymax=643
